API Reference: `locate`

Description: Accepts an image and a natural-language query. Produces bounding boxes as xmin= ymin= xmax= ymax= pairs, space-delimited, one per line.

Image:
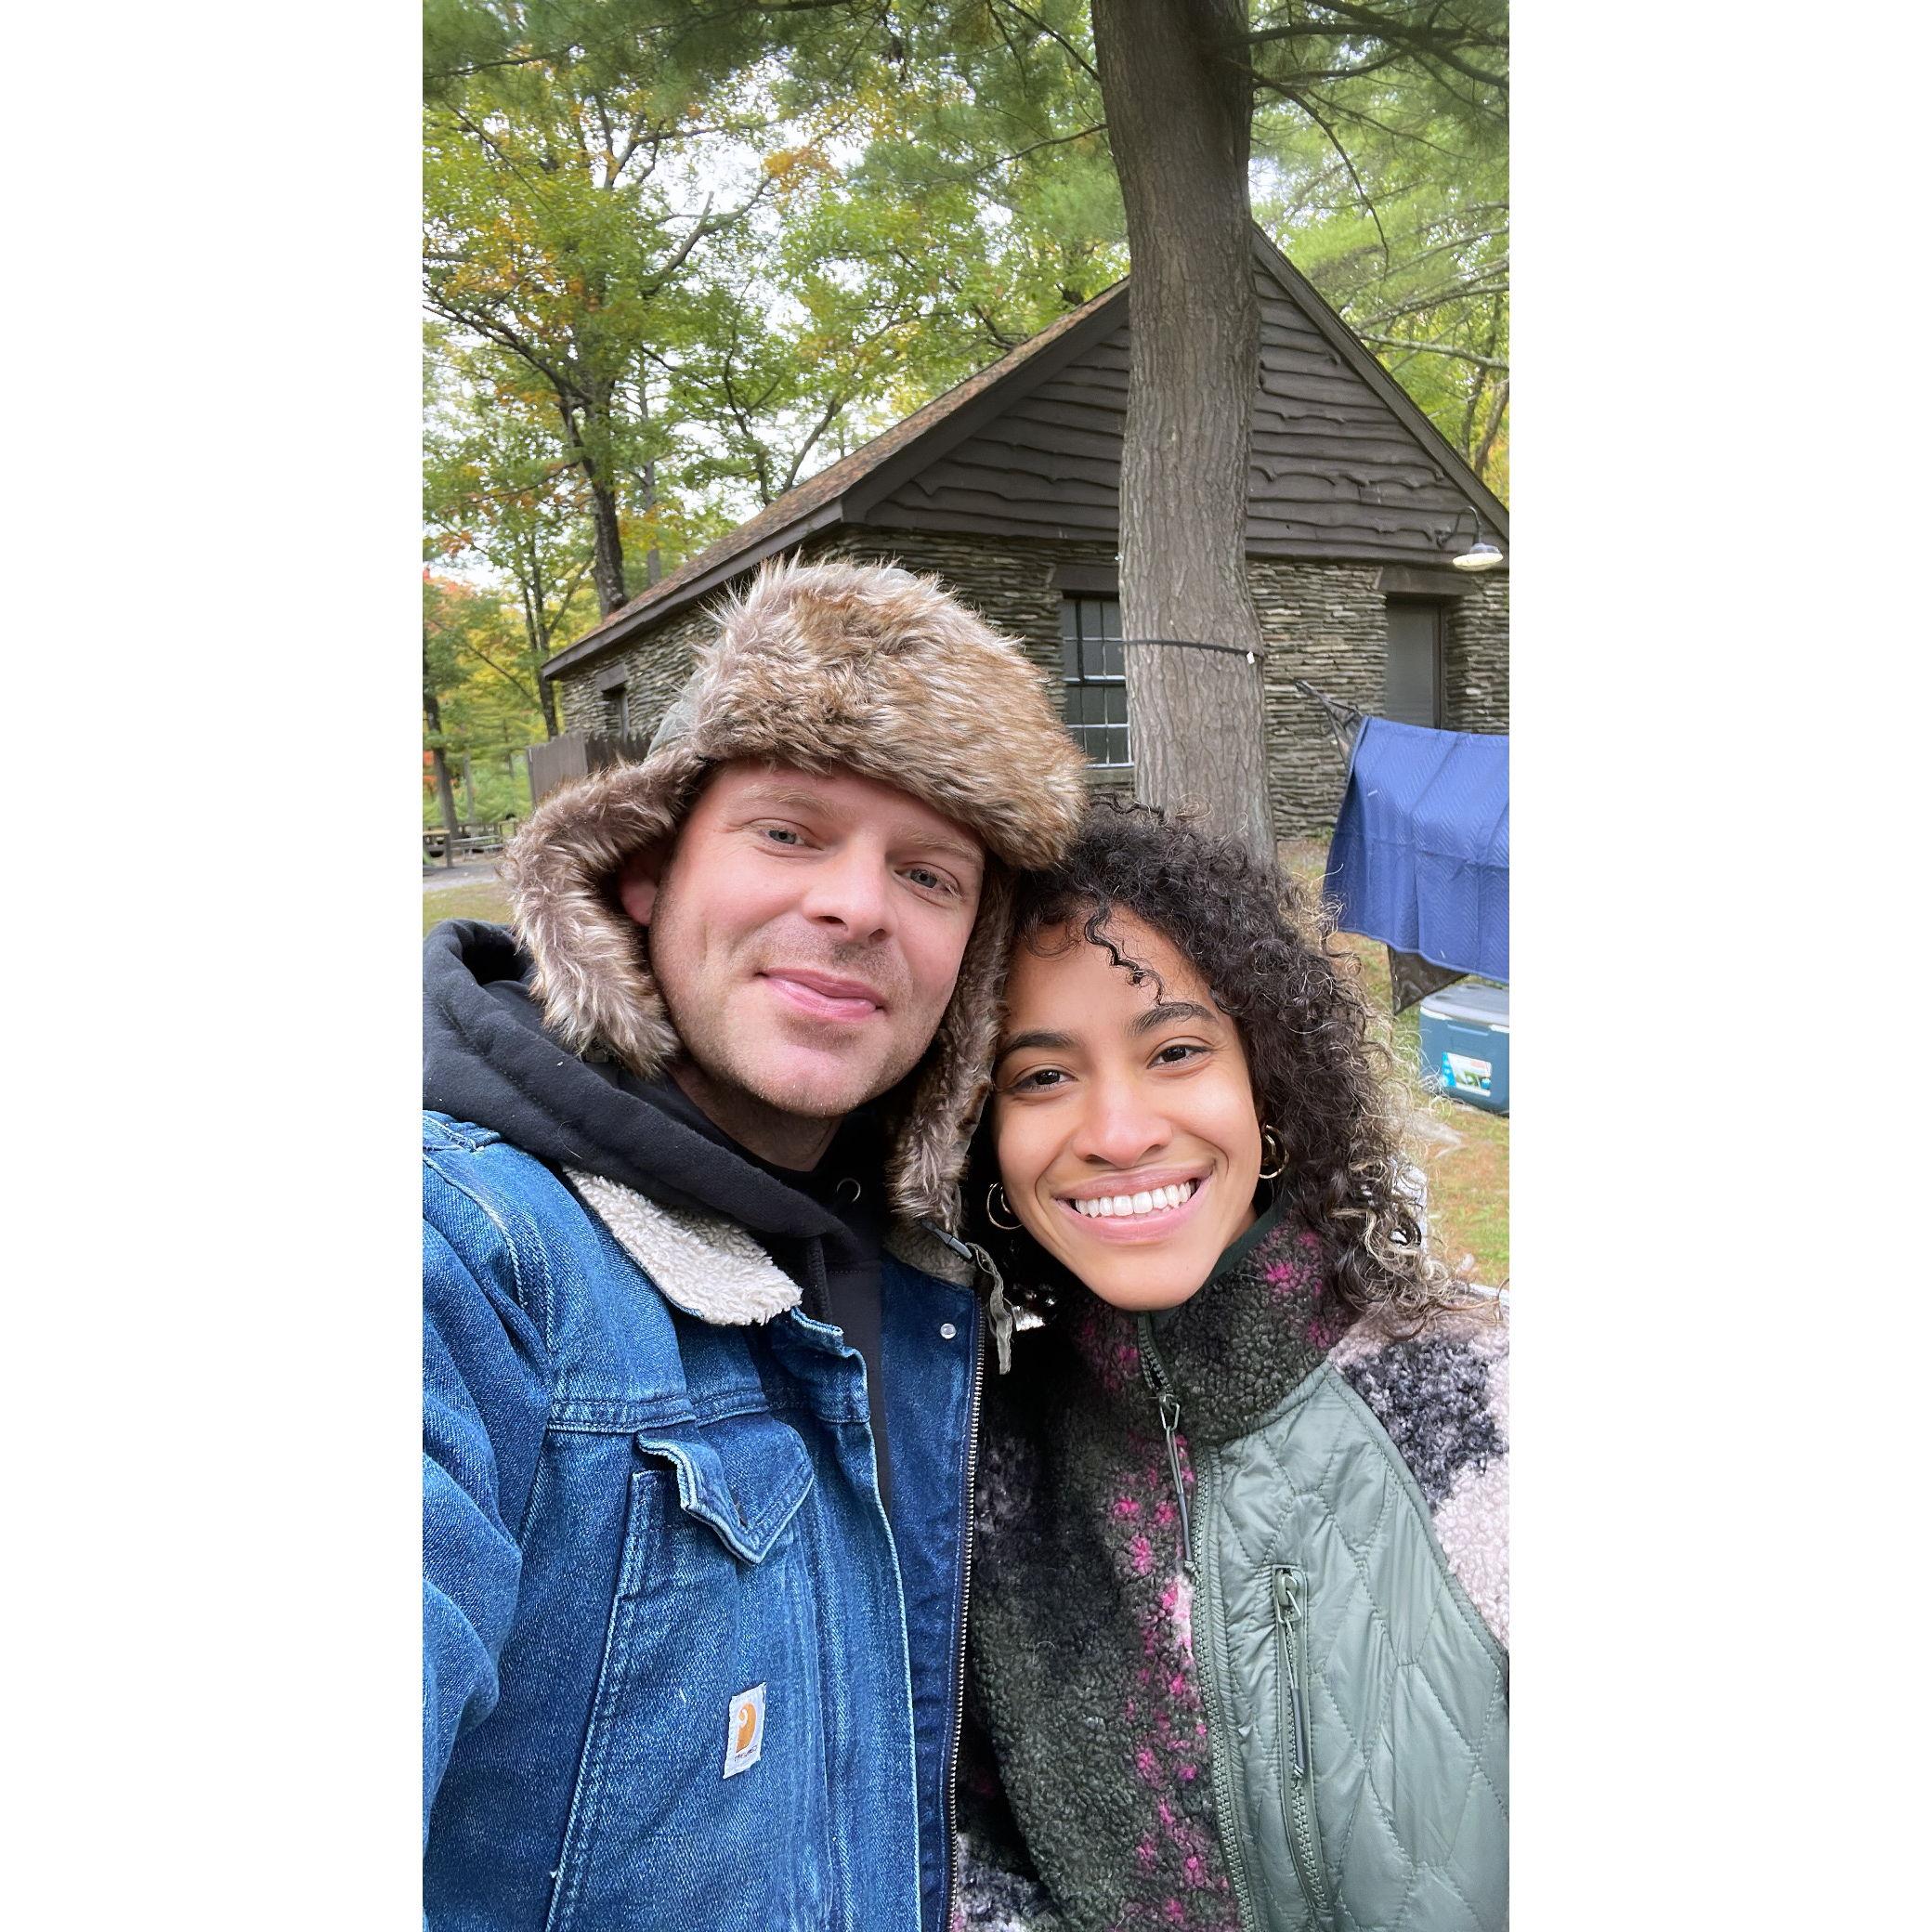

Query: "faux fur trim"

xmin=567 ymin=1169 xmax=803 ymax=1325
xmin=503 ymin=557 xmax=1088 ymax=1232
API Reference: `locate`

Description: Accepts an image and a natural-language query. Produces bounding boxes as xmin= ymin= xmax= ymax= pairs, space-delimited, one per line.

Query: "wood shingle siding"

xmin=865 ymin=257 xmax=1493 ymax=564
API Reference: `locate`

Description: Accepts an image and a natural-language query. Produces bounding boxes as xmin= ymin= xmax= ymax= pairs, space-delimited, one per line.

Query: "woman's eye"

xmin=1153 ymin=1042 xmax=1204 ymax=1067
xmin=1010 ymin=1066 xmax=1067 ymax=1093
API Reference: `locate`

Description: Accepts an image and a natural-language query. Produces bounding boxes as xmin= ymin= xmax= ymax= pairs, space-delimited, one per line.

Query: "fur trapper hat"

xmin=503 ymin=555 xmax=1090 ymax=1228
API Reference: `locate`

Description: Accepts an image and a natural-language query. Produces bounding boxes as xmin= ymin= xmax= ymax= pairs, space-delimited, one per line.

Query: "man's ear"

xmin=616 ymin=845 xmax=665 ymax=926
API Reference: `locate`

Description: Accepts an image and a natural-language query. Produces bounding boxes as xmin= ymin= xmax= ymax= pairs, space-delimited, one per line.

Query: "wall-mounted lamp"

xmin=1446 ymin=500 xmax=1505 ymax=572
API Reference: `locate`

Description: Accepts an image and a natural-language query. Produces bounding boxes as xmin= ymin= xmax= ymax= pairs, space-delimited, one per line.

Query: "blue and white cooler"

xmin=1418 ymin=982 xmax=1509 ymax=1116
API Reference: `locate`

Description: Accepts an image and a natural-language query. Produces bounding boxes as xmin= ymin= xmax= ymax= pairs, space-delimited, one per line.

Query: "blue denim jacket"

xmin=424 ymin=1112 xmax=983 ymax=1931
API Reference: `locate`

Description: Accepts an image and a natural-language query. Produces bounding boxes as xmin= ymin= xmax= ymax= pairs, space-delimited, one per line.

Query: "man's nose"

xmin=1073 ymin=1071 xmax=1171 ymax=1170
xmin=797 ymin=844 xmax=894 ymax=940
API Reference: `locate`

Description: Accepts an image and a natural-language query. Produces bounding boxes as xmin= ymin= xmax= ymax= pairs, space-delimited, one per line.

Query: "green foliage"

xmin=423 ymin=572 xmax=548 ymax=824
xmin=422 ymin=0 xmax=1508 ymax=647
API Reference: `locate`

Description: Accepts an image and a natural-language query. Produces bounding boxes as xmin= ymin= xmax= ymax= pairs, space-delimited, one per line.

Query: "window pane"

xmin=1100 ymin=597 xmax=1122 ymax=641
xmin=1108 ymin=725 xmax=1130 ymax=766
xmin=1103 ymin=638 xmax=1124 ymax=678
xmin=1104 ymin=685 xmax=1128 ymax=724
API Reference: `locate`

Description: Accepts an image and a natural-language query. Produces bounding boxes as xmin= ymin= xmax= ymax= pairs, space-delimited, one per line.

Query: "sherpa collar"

xmin=568 ymin=1169 xmax=803 ymax=1325
xmin=567 ymin=1168 xmax=978 ymax=1325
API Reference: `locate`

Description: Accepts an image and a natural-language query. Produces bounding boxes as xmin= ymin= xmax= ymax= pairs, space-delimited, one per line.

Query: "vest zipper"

xmin=1135 ymin=1312 xmax=1195 ymax=1576
xmin=1273 ymin=1566 xmax=1333 ymax=1921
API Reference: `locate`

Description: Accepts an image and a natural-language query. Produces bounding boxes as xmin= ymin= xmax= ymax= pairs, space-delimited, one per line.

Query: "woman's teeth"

xmin=1070 ymin=1181 xmax=1197 ymax=1220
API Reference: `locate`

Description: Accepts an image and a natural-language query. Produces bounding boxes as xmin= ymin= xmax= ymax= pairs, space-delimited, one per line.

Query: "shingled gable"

xmin=542 ymin=225 xmax=1507 ymax=683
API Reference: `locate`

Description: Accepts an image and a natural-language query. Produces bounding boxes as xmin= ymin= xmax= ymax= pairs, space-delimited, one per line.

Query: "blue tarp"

xmin=1323 ymin=718 xmax=1509 ymax=985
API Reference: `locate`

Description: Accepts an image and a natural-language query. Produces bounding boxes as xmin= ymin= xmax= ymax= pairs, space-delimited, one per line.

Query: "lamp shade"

xmin=1452 ymin=539 xmax=1504 ymax=572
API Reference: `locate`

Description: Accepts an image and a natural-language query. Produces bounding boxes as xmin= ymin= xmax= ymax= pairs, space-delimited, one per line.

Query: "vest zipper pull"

xmin=1138 ymin=1314 xmax=1195 ymax=1576
xmin=1273 ymin=1568 xmax=1311 ymax=1777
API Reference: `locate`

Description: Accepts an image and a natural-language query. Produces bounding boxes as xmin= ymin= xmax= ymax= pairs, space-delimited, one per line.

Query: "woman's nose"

xmin=1072 ymin=1073 xmax=1171 ymax=1169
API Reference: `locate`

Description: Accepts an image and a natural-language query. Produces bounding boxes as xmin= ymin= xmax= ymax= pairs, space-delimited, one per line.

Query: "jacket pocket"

xmin=1271 ymin=1565 xmax=1335 ymax=1926
xmin=544 ymin=1416 xmax=830 ymax=1932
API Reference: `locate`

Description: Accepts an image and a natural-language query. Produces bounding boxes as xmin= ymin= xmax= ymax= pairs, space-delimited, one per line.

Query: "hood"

xmin=500 ymin=556 xmax=1089 ymax=1231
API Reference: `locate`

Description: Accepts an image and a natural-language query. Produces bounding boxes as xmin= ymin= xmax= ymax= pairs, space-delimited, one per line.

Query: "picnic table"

xmin=423 ymin=822 xmax=516 ymax=866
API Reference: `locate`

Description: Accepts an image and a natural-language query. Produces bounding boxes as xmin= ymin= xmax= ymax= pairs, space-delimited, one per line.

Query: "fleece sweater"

xmin=955 ymin=1204 xmax=1509 ymax=1932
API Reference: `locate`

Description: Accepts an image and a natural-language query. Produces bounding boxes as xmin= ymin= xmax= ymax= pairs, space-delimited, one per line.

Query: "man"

xmin=423 ymin=557 xmax=1088 ymax=1931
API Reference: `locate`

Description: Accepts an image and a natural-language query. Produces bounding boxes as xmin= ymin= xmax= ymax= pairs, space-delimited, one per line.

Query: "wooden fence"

xmin=526 ymin=731 xmax=654 ymax=804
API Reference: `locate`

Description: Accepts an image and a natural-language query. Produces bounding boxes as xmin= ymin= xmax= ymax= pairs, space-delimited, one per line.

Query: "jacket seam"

xmin=424 ymin=1145 xmax=560 ymax=1351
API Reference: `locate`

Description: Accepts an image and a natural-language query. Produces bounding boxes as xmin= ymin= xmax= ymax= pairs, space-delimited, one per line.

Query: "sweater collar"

xmin=1055 ymin=1194 xmax=1353 ymax=1443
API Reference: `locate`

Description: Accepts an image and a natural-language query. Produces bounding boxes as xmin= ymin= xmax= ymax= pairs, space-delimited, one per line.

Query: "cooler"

xmin=1418 ymin=982 xmax=1509 ymax=1115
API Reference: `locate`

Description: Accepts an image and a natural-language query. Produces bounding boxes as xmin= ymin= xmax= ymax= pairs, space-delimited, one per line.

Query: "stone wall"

xmin=1443 ymin=573 xmax=1508 ymax=733
xmin=556 ymin=599 xmax=720 ymax=739
xmin=549 ymin=532 xmax=1508 ymax=838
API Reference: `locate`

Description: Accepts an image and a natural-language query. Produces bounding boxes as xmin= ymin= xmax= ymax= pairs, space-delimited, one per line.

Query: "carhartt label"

xmin=723 ymin=1683 xmax=765 ymax=1778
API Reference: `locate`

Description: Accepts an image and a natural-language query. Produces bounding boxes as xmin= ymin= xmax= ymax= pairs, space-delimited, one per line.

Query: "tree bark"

xmin=1091 ymin=0 xmax=1276 ymax=864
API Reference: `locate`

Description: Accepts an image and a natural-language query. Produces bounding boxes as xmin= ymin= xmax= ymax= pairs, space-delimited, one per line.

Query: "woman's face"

xmin=991 ymin=911 xmax=1263 ymax=1312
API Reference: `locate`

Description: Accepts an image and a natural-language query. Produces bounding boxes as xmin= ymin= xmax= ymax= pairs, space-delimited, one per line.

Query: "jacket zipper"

xmin=1273 ymin=1566 xmax=1333 ymax=1921
xmin=1137 ymin=1316 xmax=1260 ymax=1932
xmin=920 ymin=1224 xmax=993 ymax=1932
xmin=937 ymin=1295 xmax=985 ymax=1932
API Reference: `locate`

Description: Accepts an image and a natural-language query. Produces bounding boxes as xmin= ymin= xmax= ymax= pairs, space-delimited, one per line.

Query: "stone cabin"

xmin=540 ymin=225 xmax=1508 ymax=838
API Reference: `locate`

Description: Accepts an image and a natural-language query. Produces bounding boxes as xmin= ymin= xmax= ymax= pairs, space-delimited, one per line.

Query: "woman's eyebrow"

xmin=994 ymin=1028 xmax=1077 ymax=1065
xmin=1129 ymin=1000 xmax=1216 ymax=1036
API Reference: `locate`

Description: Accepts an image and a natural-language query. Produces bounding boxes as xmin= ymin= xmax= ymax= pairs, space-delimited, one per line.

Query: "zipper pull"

xmin=1137 ymin=1314 xmax=1196 ymax=1576
xmin=1155 ymin=1390 xmax=1196 ymax=1577
xmin=1273 ymin=1568 xmax=1310 ymax=1777
xmin=919 ymin=1221 xmax=1013 ymax=1373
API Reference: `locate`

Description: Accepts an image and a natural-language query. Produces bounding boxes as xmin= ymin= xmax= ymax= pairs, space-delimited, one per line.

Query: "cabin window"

xmin=607 ymin=683 xmax=631 ymax=735
xmin=1061 ymin=595 xmax=1131 ymax=768
xmin=1383 ymin=599 xmax=1443 ymax=728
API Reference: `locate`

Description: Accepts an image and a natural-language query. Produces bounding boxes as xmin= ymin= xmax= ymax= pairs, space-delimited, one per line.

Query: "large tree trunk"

xmin=1091 ymin=0 xmax=1275 ymax=863
xmin=559 ymin=398 xmax=629 ymax=617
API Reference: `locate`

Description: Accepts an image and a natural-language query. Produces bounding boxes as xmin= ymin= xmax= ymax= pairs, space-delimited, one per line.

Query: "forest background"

xmin=422 ymin=0 xmax=1508 ymax=828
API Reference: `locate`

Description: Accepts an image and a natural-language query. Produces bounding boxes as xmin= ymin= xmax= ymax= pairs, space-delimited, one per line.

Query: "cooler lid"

xmin=1418 ymin=980 xmax=1510 ymax=1026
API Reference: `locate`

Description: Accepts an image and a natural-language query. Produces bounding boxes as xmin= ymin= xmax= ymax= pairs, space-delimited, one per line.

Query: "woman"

xmin=952 ymin=801 xmax=1508 ymax=1932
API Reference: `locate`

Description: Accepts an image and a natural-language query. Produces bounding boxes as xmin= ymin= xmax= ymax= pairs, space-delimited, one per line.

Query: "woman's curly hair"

xmin=966 ymin=796 xmax=1467 ymax=1325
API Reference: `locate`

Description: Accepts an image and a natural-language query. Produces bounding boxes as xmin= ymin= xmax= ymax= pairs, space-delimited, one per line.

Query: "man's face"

xmin=620 ymin=761 xmax=985 ymax=1155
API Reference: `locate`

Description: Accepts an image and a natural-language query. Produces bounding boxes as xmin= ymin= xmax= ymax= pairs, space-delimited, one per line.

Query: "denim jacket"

xmin=424 ymin=1112 xmax=984 ymax=1932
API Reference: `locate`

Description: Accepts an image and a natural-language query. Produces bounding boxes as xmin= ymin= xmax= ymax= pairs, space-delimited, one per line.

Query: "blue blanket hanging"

xmin=1323 ymin=717 xmax=1509 ymax=985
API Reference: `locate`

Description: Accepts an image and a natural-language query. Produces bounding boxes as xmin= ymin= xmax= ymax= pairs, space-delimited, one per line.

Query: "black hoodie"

xmin=424 ymin=918 xmax=896 ymax=1510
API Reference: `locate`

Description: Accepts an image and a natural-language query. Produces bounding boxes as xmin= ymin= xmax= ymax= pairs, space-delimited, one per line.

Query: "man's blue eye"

xmin=763 ymin=828 xmax=803 ymax=845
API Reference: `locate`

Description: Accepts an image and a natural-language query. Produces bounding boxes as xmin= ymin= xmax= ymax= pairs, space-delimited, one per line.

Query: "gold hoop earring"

xmin=1258 ymin=1126 xmax=1286 ymax=1182
xmin=986 ymin=1181 xmax=1023 ymax=1231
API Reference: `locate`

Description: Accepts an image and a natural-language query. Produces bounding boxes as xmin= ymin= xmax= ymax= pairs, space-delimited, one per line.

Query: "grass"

xmin=421 ymin=842 xmax=1508 ymax=1287
xmin=423 ymin=880 xmax=512 ymax=936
